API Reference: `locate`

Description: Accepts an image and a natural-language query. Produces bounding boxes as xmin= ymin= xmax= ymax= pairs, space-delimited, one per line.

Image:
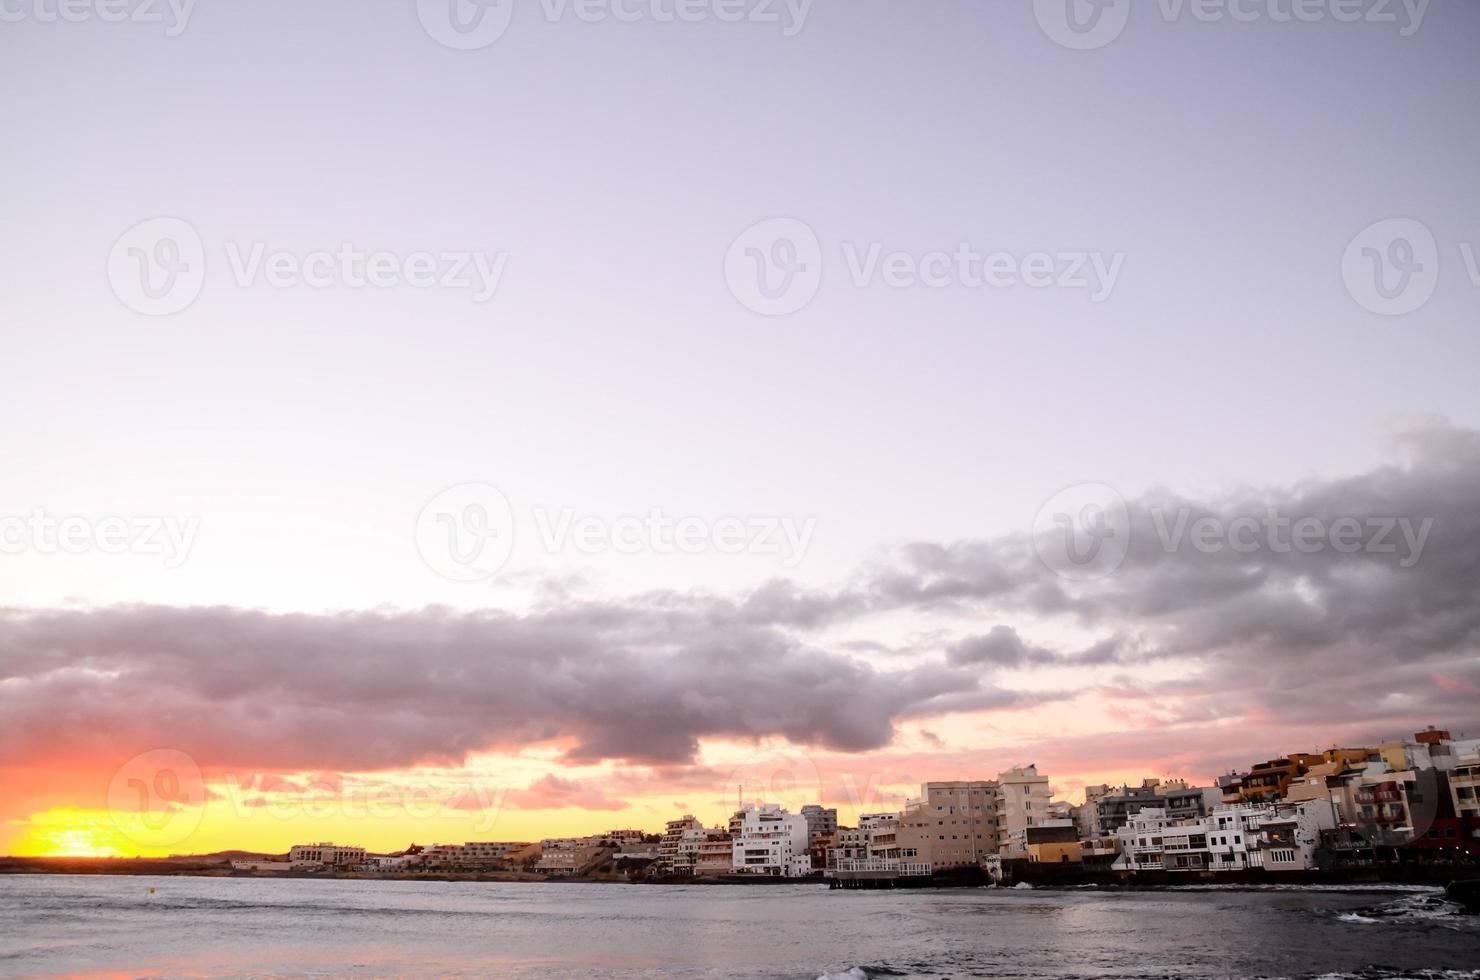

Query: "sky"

xmin=2 ymin=0 xmax=1479 ymax=857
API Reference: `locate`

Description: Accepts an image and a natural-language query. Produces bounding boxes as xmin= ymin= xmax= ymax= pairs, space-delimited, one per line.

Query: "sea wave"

xmin=1334 ymin=893 xmax=1472 ymax=927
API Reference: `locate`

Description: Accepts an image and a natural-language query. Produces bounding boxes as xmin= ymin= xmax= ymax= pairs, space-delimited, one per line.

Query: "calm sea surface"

xmin=1 ymin=875 xmax=1476 ymax=979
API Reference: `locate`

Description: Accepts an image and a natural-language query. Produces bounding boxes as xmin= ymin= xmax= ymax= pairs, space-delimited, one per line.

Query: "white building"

xmin=732 ymin=803 xmax=812 ymax=877
xmin=288 ymin=842 xmax=366 ymax=869
xmin=859 ymin=812 xmax=901 ymax=861
xmin=1114 ymin=801 xmax=1334 ymax=873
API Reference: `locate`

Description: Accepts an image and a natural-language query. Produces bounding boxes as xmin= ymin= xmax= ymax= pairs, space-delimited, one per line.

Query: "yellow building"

xmin=1026 ymin=840 xmax=1082 ymax=864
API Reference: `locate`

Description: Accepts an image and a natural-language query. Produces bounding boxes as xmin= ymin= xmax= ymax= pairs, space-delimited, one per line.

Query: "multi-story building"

xmin=1235 ymin=754 xmax=1327 ymax=803
xmin=1095 ymin=779 xmax=1221 ymax=832
xmin=1074 ymin=784 xmax=1111 ymax=838
xmin=288 ymin=843 xmax=366 ymax=869
xmin=1164 ymin=783 xmax=1224 ymax=821
xmin=1342 ymin=767 xmax=1426 ymax=847
xmin=860 ymin=813 xmax=901 ymax=860
xmin=696 ymin=830 xmax=735 ymax=875
xmin=536 ymin=839 xmax=611 ymax=876
xmin=658 ymin=815 xmax=707 ymax=875
xmin=1078 ymin=836 xmax=1121 ymax=868
xmin=1093 ymin=778 xmax=1220 ymax=832
xmin=800 ymin=805 xmax=839 ymax=843
xmin=998 ymin=765 xmax=1052 ymax=857
xmin=603 ymin=828 xmax=647 ymax=844
xmin=732 ymin=803 xmax=812 ymax=877
xmin=897 ymin=780 xmax=999 ymax=870
xmin=445 ymin=841 xmax=531 ymax=868
xmin=1114 ymin=802 xmax=1334 ymax=873
xmin=827 ymin=826 xmax=868 ymax=872
xmin=1097 ymin=781 xmax=1165 ymax=833
xmin=1449 ymin=754 xmax=1480 ymax=821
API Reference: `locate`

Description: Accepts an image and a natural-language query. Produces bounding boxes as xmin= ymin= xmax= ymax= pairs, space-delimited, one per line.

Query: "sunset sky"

xmin=3 ymin=1 xmax=1480 ymax=858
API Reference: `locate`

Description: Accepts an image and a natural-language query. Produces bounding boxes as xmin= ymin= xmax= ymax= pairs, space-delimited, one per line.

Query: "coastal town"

xmin=225 ymin=726 xmax=1480 ymax=890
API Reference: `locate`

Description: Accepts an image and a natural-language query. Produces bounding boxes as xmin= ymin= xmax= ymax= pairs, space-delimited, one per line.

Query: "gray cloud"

xmin=3 ymin=419 xmax=1477 ymax=776
xmin=0 ymin=601 xmax=1024 ymax=772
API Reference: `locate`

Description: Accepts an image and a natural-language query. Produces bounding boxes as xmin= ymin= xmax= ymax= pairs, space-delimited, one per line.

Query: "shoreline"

xmin=2 ymin=858 xmax=1474 ymax=894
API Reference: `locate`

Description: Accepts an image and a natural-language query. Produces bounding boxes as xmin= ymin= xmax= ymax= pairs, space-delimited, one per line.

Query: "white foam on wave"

xmin=815 ymin=968 xmax=869 ymax=980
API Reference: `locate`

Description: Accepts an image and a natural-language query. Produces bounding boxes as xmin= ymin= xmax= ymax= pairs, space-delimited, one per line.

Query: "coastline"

xmin=3 ymin=856 xmax=1475 ymax=894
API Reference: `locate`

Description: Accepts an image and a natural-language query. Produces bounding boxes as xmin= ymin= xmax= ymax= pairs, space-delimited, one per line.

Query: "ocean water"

xmin=1 ymin=875 xmax=1477 ymax=979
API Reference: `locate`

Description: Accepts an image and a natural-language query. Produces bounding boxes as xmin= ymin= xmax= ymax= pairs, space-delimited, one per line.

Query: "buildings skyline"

xmin=74 ymin=724 xmax=1480 ymax=880
xmin=216 ymin=722 xmax=1480 ymax=886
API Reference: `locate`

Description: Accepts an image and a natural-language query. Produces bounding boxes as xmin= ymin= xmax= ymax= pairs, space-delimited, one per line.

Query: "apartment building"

xmin=998 ymin=765 xmax=1052 ymax=857
xmin=897 ymin=780 xmax=999 ymax=870
xmin=1232 ymin=754 xmax=1328 ymax=803
xmin=443 ymin=841 xmax=530 ymax=868
xmin=827 ymin=826 xmax=868 ymax=871
xmin=1074 ymin=784 xmax=1110 ymax=838
xmin=288 ymin=842 xmax=366 ymax=869
xmin=536 ymin=839 xmax=611 ymax=876
xmin=1449 ymin=755 xmax=1480 ymax=820
xmin=731 ymin=803 xmax=812 ymax=877
xmin=658 ymin=815 xmax=706 ymax=875
xmin=800 ymin=805 xmax=839 ymax=843
xmin=1344 ymin=767 xmax=1425 ymax=847
xmin=1096 ymin=781 xmax=1165 ymax=833
xmin=860 ymin=812 xmax=901 ymax=860
xmin=1114 ymin=802 xmax=1334 ymax=873
xmin=696 ymin=830 xmax=735 ymax=875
